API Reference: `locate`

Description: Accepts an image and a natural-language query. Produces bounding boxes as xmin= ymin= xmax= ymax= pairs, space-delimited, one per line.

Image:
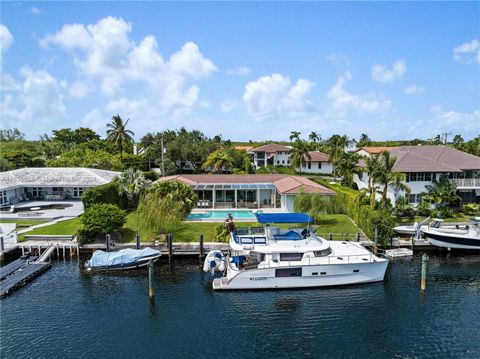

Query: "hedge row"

xmin=81 ymin=181 xmax=128 ymax=210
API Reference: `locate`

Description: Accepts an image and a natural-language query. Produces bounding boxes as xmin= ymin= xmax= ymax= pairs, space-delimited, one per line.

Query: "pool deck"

xmin=0 ymin=200 xmax=84 ymax=220
xmin=187 ymin=208 xmax=285 ymax=222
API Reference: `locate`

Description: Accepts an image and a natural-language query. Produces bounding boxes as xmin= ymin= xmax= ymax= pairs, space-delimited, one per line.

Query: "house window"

xmin=277 ymin=160 xmax=280 ymax=164
xmin=0 ymin=190 xmax=7 ymax=205
xmin=307 ymin=162 xmax=311 ymax=169
xmin=73 ymin=187 xmax=85 ymax=198
xmin=408 ymin=194 xmax=423 ymax=204
xmin=407 ymin=172 xmax=432 ymax=182
xmin=282 ymin=160 xmax=285 ymax=164
xmin=32 ymin=187 xmax=42 ymax=197
xmin=318 ymin=162 xmax=322 ymax=169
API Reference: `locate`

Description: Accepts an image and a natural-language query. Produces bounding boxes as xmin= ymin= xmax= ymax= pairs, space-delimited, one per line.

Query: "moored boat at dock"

xmin=85 ymin=248 xmax=161 ymax=271
xmin=204 ymin=213 xmax=389 ymax=290
xmin=423 ymin=218 xmax=480 ymax=250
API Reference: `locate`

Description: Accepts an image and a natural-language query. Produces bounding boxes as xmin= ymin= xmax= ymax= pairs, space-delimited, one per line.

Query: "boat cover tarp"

xmin=88 ymin=248 xmax=160 ymax=268
xmin=255 ymin=213 xmax=313 ymax=224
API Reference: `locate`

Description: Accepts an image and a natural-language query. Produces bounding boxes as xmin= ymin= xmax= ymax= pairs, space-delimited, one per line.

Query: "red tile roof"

xmin=355 ymin=146 xmax=395 ymax=154
xmin=250 ymin=143 xmax=291 ymax=153
xmin=157 ymin=174 xmax=335 ymax=195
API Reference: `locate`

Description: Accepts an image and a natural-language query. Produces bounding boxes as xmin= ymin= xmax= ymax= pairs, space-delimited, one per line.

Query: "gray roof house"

xmin=0 ymin=168 xmax=119 ymax=207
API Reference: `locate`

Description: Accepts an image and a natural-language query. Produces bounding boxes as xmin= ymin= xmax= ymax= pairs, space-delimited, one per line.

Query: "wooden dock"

xmin=0 ymin=256 xmax=52 ymax=298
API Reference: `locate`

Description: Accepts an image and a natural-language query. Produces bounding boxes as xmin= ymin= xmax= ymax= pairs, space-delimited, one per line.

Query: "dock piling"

xmin=421 ymin=253 xmax=429 ymax=293
xmin=148 ymin=259 xmax=154 ymax=302
xmin=136 ymin=233 xmax=141 ymax=249
xmin=106 ymin=234 xmax=111 ymax=252
xmin=199 ymin=234 xmax=204 ymax=261
xmin=167 ymin=234 xmax=173 ymax=262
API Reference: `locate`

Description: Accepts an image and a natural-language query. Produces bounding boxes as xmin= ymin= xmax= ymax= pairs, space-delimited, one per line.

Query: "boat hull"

xmin=213 ymin=260 xmax=389 ymax=290
xmin=86 ymin=255 xmax=161 ymax=271
xmin=425 ymin=231 xmax=480 ymax=250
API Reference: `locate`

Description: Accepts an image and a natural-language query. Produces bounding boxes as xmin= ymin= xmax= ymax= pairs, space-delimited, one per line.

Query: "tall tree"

xmin=452 ymin=134 xmax=464 ymax=148
xmin=363 ymin=155 xmax=382 ymax=207
xmin=201 ymin=150 xmax=234 ymax=173
xmin=289 ymin=131 xmax=301 ymax=142
xmin=117 ymin=168 xmax=152 ymax=210
xmin=357 ymin=133 xmax=371 ymax=147
xmin=336 ymin=152 xmax=361 ymax=187
xmin=106 ymin=115 xmax=135 ymax=160
xmin=376 ymin=151 xmax=410 ymax=207
xmin=308 ymin=131 xmax=320 ymax=143
xmin=326 ymin=134 xmax=348 ymax=181
xmin=290 ymin=140 xmax=311 ymax=173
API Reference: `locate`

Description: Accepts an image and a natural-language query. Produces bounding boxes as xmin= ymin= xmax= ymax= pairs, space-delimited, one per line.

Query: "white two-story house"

xmin=355 ymin=145 xmax=480 ymax=206
xmin=296 ymin=151 xmax=334 ymax=174
xmin=250 ymin=144 xmax=292 ymax=168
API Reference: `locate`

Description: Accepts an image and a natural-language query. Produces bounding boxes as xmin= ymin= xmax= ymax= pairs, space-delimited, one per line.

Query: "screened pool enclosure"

xmin=193 ymin=183 xmax=280 ymax=209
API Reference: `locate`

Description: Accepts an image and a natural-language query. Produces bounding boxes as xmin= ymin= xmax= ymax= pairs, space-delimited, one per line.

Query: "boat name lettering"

xmin=250 ymin=277 xmax=268 ymax=281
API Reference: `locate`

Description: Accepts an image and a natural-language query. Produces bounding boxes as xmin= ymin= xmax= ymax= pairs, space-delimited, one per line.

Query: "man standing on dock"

xmin=225 ymin=214 xmax=235 ymax=233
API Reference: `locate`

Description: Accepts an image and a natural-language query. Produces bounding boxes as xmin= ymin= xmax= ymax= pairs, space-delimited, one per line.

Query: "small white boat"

xmin=424 ymin=218 xmax=480 ymax=250
xmin=205 ymin=213 xmax=389 ymax=290
xmin=85 ymin=248 xmax=161 ymax=271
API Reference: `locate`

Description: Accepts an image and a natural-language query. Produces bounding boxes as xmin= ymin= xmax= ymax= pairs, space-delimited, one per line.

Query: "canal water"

xmin=1 ymin=254 xmax=479 ymax=359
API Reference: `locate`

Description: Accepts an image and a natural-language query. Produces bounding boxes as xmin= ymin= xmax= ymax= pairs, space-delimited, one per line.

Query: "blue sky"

xmin=1 ymin=2 xmax=479 ymax=141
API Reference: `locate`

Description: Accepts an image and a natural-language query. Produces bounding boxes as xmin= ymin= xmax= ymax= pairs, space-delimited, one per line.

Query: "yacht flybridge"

xmin=204 ymin=213 xmax=389 ymax=290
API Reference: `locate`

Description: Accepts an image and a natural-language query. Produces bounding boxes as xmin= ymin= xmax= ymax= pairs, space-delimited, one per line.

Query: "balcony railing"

xmin=450 ymin=178 xmax=480 ymax=189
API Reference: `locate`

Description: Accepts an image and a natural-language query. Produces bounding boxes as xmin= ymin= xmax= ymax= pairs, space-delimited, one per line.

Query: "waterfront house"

xmin=0 ymin=167 xmax=119 ymax=207
xmin=157 ymin=174 xmax=335 ymax=212
xmin=355 ymin=145 xmax=480 ymax=205
xmin=249 ymin=143 xmax=292 ymax=168
xmin=296 ymin=151 xmax=334 ymax=174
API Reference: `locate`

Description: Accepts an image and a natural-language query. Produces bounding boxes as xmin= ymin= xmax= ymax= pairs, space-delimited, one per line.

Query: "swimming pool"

xmin=186 ymin=210 xmax=262 ymax=221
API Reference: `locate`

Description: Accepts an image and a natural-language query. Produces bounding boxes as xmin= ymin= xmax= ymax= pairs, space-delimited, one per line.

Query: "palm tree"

xmin=376 ymin=151 xmax=410 ymax=207
xmin=335 ymin=152 xmax=361 ymax=187
xmin=423 ymin=175 xmax=461 ymax=209
xmin=308 ymin=131 xmax=320 ymax=143
xmin=117 ymin=168 xmax=152 ymax=210
xmin=201 ymin=150 xmax=234 ymax=173
xmin=363 ymin=155 xmax=382 ymax=207
xmin=357 ymin=133 xmax=371 ymax=147
xmin=326 ymin=134 xmax=348 ymax=181
xmin=289 ymin=140 xmax=312 ymax=173
xmin=289 ymin=131 xmax=301 ymax=142
xmin=106 ymin=114 xmax=135 ymax=160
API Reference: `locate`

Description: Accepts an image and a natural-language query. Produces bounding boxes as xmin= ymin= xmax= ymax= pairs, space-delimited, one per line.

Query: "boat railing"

xmin=259 ymin=252 xmax=379 ymax=269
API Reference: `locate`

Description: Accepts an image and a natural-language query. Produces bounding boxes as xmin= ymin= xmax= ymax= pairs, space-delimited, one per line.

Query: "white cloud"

xmin=30 ymin=7 xmax=42 ymax=14
xmin=404 ymin=84 xmax=425 ymax=95
xmin=226 ymin=66 xmax=250 ymax=76
xmin=40 ymin=16 xmax=216 ymax=123
xmin=220 ymin=98 xmax=240 ymax=113
xmin=0 ymin=24 xmax=13 ymax=56
xmin=1 ymin=66 xmax=66 ymax=128
xmin=429 ymin=106 xmax=480 ymax=133
xmin=371 ymin=59 xmax=407 ymax=82
xmin=327 ymin=71 xmax=393 ymax=115
xmin=69 ymin=80 xmax=91 ymax=98
xmin=243 ymin=74 xmax=314 ymax=119
xmin=453 ymin=39 xmax=480 ymax=64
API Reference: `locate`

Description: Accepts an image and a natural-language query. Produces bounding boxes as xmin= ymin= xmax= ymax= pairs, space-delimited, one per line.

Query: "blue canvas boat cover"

xmin=88 ymin=248 xmax=160 ymax=268
xmin=255 ymin=213 xmax=313 ymax=224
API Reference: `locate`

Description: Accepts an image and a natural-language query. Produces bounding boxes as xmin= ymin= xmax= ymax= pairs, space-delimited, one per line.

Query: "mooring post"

xmin=329 ymin=233 xmax=333 ymax=241
xmin=168 ymin=234 xmax=173 ymax=261
xmin=62 ymin=245 xmax=66 ymax=260
xmin=56 ymin=244 xmax=60 ymax=258
xmin=148 ymin=259 xmax=154 ymax=302
xmin=106 ymin=234 xmax=111 ymax=252
xmin=0 ymin=236 xmax=4 ymax=262
xmin=136 ymin=233 xmax=141 ymax=250
xmin=421 ymin=253 xmax=429 ymax=293
xmin=199 ymin=234 xmax=204 ymax=261
xmin=356 ymin=233 xmax=361 ymax=242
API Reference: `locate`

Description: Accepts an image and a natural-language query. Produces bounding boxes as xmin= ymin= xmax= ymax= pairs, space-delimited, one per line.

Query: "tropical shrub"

xmin=143 ymin=171 xmax=159 ymax=181
xmin=81 ymin=181 xmax=128 ymax=210
xmin=463 ymin=204 xmax=479 ymax=216
xmin=293 ymin=192 xmax=341 ymax=219
xmin=215 ymin=224 xmax=230 ymax=242
xmin=78 ymin=204 xmax=127 ymax=244
xmin=416 ymin=200 xmax=431 ymax=217
xmin=136 ymin=181 xmax=198 ymax=234
xmin=117 ymin=168 xmax=151 ymax=210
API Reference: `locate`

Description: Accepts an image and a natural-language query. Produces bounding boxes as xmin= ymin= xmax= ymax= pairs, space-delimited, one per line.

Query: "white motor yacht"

xmin=423 ymin=217 xmax=480 ymax=250
xmin=204 ymin=213 xmax=389 ymax=290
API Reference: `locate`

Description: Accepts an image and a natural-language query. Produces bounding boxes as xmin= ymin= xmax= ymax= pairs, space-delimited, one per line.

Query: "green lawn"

xmin=0 ymin=219 xmax=48 ymax=227
xmin=16 ymin=213 xmax=360 ymax=244
xmin=18 ymin=218 xmax=81 ymax=241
